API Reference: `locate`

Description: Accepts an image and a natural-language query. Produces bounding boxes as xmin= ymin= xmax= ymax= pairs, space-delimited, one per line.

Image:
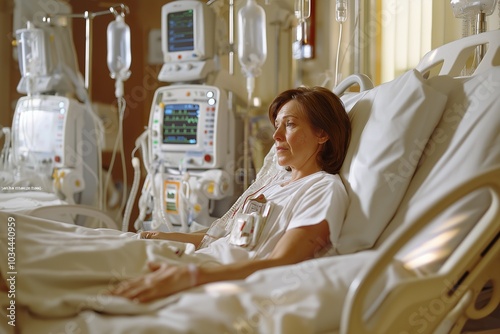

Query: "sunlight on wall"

xmin=380 ymin=0 xmax=500 ymax=84
xmin=380 ymin=0 xmax=432 ymax=83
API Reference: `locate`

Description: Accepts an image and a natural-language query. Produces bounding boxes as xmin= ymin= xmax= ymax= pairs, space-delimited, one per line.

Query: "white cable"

xmin=179 ymin=172 xmax=191 ymax=232
xmin=118 ymin=98 xmax=128 ymax=220
xmin=152 ymin=165 xmax=174 ymax=231
xmin=134 ymin=173 xmax=152 ymax=231
xmin=103 ymin=96 xmax=127 ymax=220
xmin=122 ymin=156 xmax=140 ymax=232
xmin=1 ymin=127 xmax=11 ymax=170
xmin=334 ymin=22 xmax=344 ymax=87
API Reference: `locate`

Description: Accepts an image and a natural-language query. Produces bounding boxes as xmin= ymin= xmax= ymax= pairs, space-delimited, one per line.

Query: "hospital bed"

xmin=1 ymin=29 xmax=500 ymax=334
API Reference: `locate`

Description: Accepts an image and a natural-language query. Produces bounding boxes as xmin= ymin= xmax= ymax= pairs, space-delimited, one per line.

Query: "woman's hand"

xmin=110 ymin=262 xmax=195 ymax=303
xmin=140 ymin=231 xmax=170 ymax=240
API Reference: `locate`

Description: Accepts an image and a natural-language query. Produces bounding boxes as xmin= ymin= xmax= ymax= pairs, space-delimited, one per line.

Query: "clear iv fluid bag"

xmin=107 ymin=16 xmax=131 ymax=80
xmin=294 ymin=0 xmax=311 ymax=21
xmin=450 ymin=0 xmax=498 ymax=18
xmin=238 ymin=0 xmax=267 ymax=78
xmin=16 ymin=22 xmax=48 ymax=78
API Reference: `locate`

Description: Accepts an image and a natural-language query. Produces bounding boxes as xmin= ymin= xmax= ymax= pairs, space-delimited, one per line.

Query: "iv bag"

xmin=237 ymin=0 xmax=267 ymax=78
xmin=107 ymin=15 xmax=131 ymax=80
xmin=450 ymin=0 xmax=498 ymax=18
xmin=16 ymin=22 xmax=48 ymax=79
xmin=294 ymin=0 xmax=311 ymax=21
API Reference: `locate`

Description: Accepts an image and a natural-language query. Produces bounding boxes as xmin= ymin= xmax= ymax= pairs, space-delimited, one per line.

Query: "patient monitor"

xmin=134 ymin=1 xmax=242 ymax=231
xmin=158 ymin=0 xmax=215 ymax=82
xmin=143 ymin=84 xmax=239 ymax=230
xmin=149 ymin=85 xmax=231 ymax=170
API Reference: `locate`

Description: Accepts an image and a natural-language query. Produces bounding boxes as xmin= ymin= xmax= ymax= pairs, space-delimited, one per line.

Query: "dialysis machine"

xmin=4 ymin=10 xmax=100 ymax=208
xmin=11 ymin=96 xmax=99 ymax=206
xmin=133 ymin=0 xmax=243 ymax=232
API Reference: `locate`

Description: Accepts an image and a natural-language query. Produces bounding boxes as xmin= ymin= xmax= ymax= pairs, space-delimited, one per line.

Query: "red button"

xmin=204 ymin=154 xmax=212 ymax=163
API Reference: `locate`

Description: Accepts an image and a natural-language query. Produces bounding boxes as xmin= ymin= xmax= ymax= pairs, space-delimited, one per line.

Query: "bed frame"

xmin=340 ymin=29 xmax=500 ymax=334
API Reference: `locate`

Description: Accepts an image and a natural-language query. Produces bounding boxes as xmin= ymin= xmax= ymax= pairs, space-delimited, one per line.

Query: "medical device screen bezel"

xmin=161 ymin=0 xmax=214 ymax=62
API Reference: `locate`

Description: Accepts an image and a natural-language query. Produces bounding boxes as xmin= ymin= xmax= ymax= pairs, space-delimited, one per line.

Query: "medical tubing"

xmin=243 ymin=96 xmax=251 ymax=190
xmin=129 ymin=130 xmax=151 ymax=228
xmin=140 ymin=131 xmax=151 ymax=175
xmin=118 ymin=98 xmax=128 ymax=218
xmin=337 ymin=7 xmax=359 ymax=84
xmin=334 ymin=22 xmax=343 ymax=88
xmin=155 ymin=165 xmax=174 ymax=231
xmin=179 ymin=172 xmax=191 ymax=232
xmin=133 ymin=128 xmax=151 ymax=175
xmin=134 ymin=173 xmax=152 ymax=231
xmin=122 ymin=156 xmax=140 ymax=232
xmin=1 ymin=127 xmax=11 ymax=170
xmin=103 ymin=96 xmax=128 ymax=219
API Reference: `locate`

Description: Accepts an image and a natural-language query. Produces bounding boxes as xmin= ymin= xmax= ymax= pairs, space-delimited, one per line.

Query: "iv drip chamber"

xmin=336 ymin=0 xmax=348 ymax=23
xmin=107 ymin=15 xmax=131 ymax=80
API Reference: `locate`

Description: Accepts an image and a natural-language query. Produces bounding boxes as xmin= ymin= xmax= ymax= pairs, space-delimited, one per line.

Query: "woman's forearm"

xmin=141 ymin=231 xmax=206 ymax=247
xmin=165 ymin=232 xmax=206 ymax=247
xmin=195 ymin=223 xmax=330 ymax=286
xmin=196 ymin=257 xmax=294 ymax=286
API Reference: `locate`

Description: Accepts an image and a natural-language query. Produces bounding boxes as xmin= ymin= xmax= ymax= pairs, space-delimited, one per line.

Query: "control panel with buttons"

xmin=149 ymin=85 xmax=231 ymax=169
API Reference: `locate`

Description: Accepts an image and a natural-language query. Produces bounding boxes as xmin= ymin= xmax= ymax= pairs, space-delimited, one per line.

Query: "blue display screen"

xmin=162 ymin=103 xmax=199 ymax=145
xmin=167 ymin=10 xmax=194 ymax=52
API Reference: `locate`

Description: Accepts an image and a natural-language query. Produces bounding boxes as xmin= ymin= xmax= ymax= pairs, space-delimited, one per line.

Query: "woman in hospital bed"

xmin=1 ymin=86 xmax=351 ymax=304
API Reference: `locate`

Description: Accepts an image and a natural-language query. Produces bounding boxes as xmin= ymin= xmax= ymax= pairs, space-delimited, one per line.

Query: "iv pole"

xmin=43 ymin=4 xmax=130 ymax=99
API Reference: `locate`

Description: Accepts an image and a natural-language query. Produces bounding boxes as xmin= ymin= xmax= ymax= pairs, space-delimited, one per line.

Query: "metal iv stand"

xmin=42 ymin=4 xmax=130 ymax=99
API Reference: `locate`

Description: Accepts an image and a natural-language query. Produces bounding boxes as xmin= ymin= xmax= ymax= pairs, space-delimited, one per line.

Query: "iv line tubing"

xmin=335 ymin=22 xmax=343 ymax=87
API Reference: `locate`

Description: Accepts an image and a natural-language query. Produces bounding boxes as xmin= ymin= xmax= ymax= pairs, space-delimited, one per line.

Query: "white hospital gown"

xmin=196 ymin=170 xmax=349 ymax=264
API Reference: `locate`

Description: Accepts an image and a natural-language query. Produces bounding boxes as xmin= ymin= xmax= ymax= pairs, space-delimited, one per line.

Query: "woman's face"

xmin=273 ymin=100 xmax=326 ymax=173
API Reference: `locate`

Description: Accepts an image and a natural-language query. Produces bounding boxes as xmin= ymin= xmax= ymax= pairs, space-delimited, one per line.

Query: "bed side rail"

xmin=340 ymin=165 xmax=500 ymax=334
xmin=332 ymin=73 xmax=374 ymax=96
xmin=415 ymin=29 xmax=500 ymax=78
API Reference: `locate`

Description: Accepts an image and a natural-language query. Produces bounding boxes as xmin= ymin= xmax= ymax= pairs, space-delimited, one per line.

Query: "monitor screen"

xmin=17 ymin=109 xmax=60 ymax=153
xmin=162 ymin=103 xmax=200 ymax=145
xmin=167 ymin=10 xmax=195 ymax=52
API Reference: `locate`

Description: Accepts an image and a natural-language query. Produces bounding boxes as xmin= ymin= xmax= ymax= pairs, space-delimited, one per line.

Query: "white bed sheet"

xmin=0 ymin=211 xmax=412 ymax=334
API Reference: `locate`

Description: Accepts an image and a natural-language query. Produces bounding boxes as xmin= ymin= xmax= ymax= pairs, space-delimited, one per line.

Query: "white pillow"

xmin=334 ymin=69 xmax=449 ymax=254
xmin=379 ymin=68 xmax=500 ymax=273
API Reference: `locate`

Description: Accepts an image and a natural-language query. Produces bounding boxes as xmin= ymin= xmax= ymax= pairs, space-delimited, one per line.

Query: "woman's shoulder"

xmin=308 ymin=172 xmax=347 ymax=195
xmin=312 ymin=171 xmax=344 ymax=184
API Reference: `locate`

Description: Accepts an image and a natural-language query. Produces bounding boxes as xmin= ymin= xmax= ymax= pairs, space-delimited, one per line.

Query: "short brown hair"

xmin=268 ymin=86 xmax=351 ymax=174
